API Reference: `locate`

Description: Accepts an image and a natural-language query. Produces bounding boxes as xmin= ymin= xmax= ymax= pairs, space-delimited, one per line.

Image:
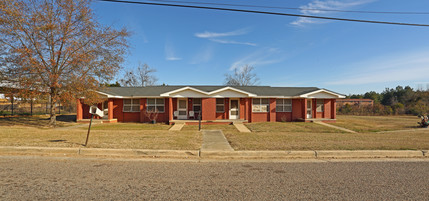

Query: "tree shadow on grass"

xmin=0 ymin=115 xmax=77 ymax=128
xmin=47 ymin=139 xmax=84 ymax=147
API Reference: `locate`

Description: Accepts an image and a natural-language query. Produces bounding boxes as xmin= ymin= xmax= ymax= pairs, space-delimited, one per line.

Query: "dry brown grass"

xmin=222 ymin=119 xmax=429 ymax=151
xmin=182 ymin=124 xmax=238 ymax=131
xmin=89 ymin=122 xmax=172 ymax=130
xmin=1 ymin=115 xmax=428 ymax=151
xmin=0 ymin=115 xmax=76 ymax=128
xmin=0 ymin=126 xmax=201 ymax=149
xmin=331 ymin=115 xmax=419 ymax=132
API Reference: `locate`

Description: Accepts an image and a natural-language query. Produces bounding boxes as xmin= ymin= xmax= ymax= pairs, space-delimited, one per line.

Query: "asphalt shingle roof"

xmin=98 ymin=85 xmax=325 ymax=97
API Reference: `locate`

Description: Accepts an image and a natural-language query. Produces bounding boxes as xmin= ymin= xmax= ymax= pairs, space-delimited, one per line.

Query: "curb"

xmin=200 ymin=150 xmax=316 ymax=159
xmin=0 ymin=146 xmax=428 ymax=160
xmin=315 ymin=150 xmax=425 ymax=159
xmin=0 ymin=146 xmax=199 ymax=159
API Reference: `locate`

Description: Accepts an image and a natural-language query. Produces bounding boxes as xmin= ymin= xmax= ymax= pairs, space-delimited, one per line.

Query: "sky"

xmin=91 ymin=0 xmax=429 ymax=95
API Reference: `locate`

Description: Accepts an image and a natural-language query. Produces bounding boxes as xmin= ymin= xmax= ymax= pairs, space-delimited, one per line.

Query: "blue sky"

xmin=91 ymin=0 xmax=429 ymax=95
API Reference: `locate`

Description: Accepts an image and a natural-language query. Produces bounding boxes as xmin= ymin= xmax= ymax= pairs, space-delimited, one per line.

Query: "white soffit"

xmin=299 ymin=89 xmax=346 ymax=99
xmin=161 ymin=86 xmax=256 ymax=97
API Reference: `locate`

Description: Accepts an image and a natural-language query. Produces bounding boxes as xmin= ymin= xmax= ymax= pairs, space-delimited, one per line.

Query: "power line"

xmin=148 ymin=0 xmax=429 ymax=15
xmin=97 ymin=0 xmax=429 ymax=27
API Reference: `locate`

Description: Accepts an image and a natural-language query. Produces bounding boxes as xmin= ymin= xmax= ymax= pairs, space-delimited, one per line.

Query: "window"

xmin=252 ymin=98 xmax=269 ymax=112
xmin=276 ymin=99 xmax=292 ymax=112
xmin=123 ymin=99 xmax=140 ymax=112
xmin=193 ymin=98 xmax=201 ymax=112
xmin=316 ymin=99 xmax=324 ymax=112
xmin=147 ymin=98 xmax=165 ymax=113
xmin=216 ymin=98 xmax=224 ymax=113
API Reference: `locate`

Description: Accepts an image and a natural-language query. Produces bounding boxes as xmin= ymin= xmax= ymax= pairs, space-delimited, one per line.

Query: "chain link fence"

xmin=0 ymin=95 xmax=76 ymax=116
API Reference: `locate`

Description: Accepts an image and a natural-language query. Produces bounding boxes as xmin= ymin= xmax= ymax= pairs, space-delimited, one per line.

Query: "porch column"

xmin=168 ymin=98 xmax=173 ymax=121
xmin=139 ymin=98 xmax=146 ymax=123
xmin=249 ymin=98 xmax=253 ymax=123
xmin=76 ymin=99 xmax=83 ymax=121
xmin=331 ymin=99 xmax=336 ymax=119
xmin=225 ymin=98 xmax=229 ymax=119
xmin=108 ymin=98 xmax=113 ymax=120
xmin=202 ymin=98 xmax=216 ymax=120
xmin=303 ymin=99 xmax=307 ymax=120
xmin=269 ymin=98 xmax=276 ymax=122
xmin=312 ymin=99 xmax=317 ymax=119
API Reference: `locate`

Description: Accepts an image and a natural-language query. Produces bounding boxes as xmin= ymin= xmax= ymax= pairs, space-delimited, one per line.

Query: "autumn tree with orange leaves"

xmin=0 ymin=0 xmax=129 ymax=126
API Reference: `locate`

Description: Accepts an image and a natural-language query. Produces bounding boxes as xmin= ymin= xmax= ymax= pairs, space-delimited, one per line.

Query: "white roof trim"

xmin=95 ymin=91 xmax=164 ymax=98
xmin=95 ymin=91 xmax=114 ymax=97
xmin=160 ymin=87 xmax=209 ymax=97
xmin=209 ymin=86 xmax=256 ymax=97
xmin=160 ymin=86 xmax=256 ymax=97
xmin=298 ymin=89 xmax=346 ymax=98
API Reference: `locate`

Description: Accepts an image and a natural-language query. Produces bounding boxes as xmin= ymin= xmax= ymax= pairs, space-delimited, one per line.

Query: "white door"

xmin=307 ymin=99 xmax=312 ymax=118
xmin=229 ymin=99 xmax=239 ymax=120
xmin=177 ymin=99 xmax=187 ymax=120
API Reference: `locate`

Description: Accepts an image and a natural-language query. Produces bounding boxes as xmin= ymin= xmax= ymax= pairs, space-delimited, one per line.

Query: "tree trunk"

xmin=49 ymin=93 xmax=57 ymax=127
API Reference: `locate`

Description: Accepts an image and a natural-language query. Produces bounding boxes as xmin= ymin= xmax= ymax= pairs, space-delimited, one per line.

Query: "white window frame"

xmin=147 ymin=98 xmax=165 ymax=113
xmin=316 ymin=99 xmax=324 ymax=112
xmin=123 ymin=99 xmax=140 ymax=112
xmin=276 ymin=99 xmax=292 ymax=112
xmin=216 ymin=98 xmax=224 ymax=113
xmin=252 ymin=98 xmax=269 ymax=113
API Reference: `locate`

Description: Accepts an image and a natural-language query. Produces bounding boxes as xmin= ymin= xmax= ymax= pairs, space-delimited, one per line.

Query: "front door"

xmin=307 ymin=99 xmax=312 ymax=118
xmin=177 ymin=98 xmax=187 ymax=120
xmin=102 ymin=100 xmax=108 ymax=119
xmin=230 ymin=99 xmax=239 ymax=119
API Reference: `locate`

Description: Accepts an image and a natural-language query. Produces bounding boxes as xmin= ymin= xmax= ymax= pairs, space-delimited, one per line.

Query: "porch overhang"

xmin=297 ymin=89 xmax=346 ymax=99
xmin=160 ymin=86 xmax=257 ymax=98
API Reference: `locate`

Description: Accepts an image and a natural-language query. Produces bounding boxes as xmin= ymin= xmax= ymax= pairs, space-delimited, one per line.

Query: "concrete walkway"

xmin=314 ymin=121 xmax=357 ymax=133
xmin=169 ymin=123 xmax=184 ymax=131
xmin=233 ymin=123 xmax=251 ymax=133
xmin=201 ymin=130 xmax=234 ymax=151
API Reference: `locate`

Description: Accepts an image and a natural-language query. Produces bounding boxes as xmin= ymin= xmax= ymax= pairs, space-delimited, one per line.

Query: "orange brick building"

xmin=77 ymin=86 xmax=345 ymax=124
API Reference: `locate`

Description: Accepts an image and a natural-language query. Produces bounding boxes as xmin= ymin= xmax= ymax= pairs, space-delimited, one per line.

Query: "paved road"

xmin=1 ymin=156 xmax=428 ymax=200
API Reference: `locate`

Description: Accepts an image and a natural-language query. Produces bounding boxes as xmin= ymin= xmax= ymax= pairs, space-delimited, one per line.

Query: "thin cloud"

xmin=164 ymin=42 xmax=182 ymax=61
xmin=291 ymin=0 xmax=375 ymax=26
xmin=326 ymin=50 xmax=429 ymax=85
xmin=194 ymin=28 xmax=256 ymax=46
xmin=230 ymin=48 xmax=285 ymax=70
xmin=195 ymin=29 xmax=249 ymax=38
xmin=209 ymin=38 xmax=257 ymax=46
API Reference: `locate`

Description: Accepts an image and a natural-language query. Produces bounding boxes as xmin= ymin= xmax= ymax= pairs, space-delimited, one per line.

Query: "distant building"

xmin=336 ymin=99 xmax=374 ymax=107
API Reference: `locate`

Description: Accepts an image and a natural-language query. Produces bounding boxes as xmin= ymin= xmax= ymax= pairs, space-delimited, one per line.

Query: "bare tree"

xmin=0 ymin=0 xmax=129 ymax=126
xmin=120 ymin=63 xmax=158 ymax=87
xmin=224 ymin=65 xmax=259 ymax=86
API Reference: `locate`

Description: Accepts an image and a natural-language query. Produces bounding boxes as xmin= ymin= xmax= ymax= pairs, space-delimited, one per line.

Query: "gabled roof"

xmin=96 ymin=85 xmax=345 ymax=98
